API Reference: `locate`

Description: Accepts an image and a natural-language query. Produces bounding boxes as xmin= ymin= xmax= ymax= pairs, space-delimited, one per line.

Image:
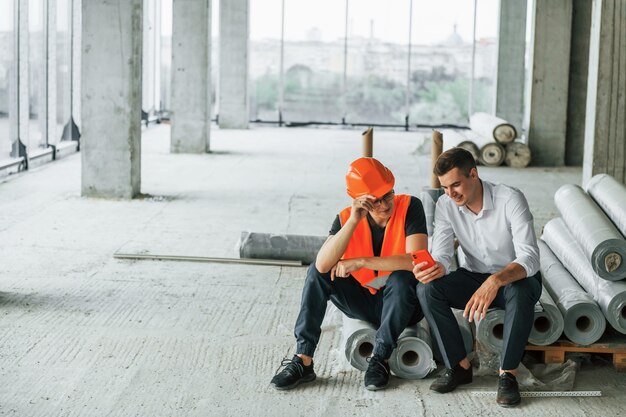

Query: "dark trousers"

xmin=294 ymin=264 xmax=423 ymax=359
xmin=417 ymin=268 xmax=542 ymax=370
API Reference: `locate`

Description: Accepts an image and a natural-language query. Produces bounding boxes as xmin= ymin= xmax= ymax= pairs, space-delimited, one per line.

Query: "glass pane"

xmin=56 ymin=0 xmax=71 ymax=142
xmin=409 ymin=0 xmax=477 ymax=126
xmin=211 ymin=0 xmax=218 ymax=119
xmin=471 ymin=0 xmax=498 ymax=115
xmin=0 ymin=0 xmax=15 ymax=158
xmin=282 ymin=0 xmax=345 ymax=123
xmin=345 ymin=0 xmax=410 ymax=125
xmin=143 ymin=0 xmax=159 ymax=117
xmin=29 ymin=0 xmax=46 ymax=149
xmin=249 ymin=0 xmax=281 ymax=122
xmin=160 ymin=0 xmax=171 ymax=113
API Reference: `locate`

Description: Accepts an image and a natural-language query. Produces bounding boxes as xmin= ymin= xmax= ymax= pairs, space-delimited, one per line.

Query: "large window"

xmin=56 ymin=0 xmax=72 ymax=142
xmin=29 ymin=0 xmax=45 ymax=150
xmin=0 ymin=0 xmax=15 ymax=159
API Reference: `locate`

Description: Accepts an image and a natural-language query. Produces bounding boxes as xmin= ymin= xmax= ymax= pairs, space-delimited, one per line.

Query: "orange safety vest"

xmin=339 ymin=194 xmax=410 ymax=294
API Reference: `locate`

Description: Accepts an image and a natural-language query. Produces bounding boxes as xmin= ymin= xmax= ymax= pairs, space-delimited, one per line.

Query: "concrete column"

xmin=582 ymin=0 xmax=626 ymax=185
xmin=566 ymin=0 xmax=592 ymax=166
xmin=170 ymin=0 xmax=212 ymax=153
xmin=495 ymin=0 xmax=526 ymax=134
xmin=526 ymin=0 xmax=573 ymax=166
xmin=81 ymin=0 xmax=142 ymax=198
xmin=219 ymin=0 xmax=249 ymax=129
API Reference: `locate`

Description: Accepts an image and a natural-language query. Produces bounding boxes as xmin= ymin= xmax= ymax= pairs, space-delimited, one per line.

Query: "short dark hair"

xmin=434 ymin=148 xmax=477 ymax=177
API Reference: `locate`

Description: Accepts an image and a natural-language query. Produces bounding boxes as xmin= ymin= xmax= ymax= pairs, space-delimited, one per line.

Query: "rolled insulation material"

xmin=469 ymin=112 xmax=517 ymax=144
xmin=388 ymin=324 xmax=436 ymax=379
xmin=430 ymin=309 xmax=475 ymax=362
xmin=239 ymin=232 xmax=326 ymax=265
xmin=542 ymin=218 xmax=626 ymax=334
xmin=554 ymin=184 xmax=626 ymax=280
xmin=441 ymin=129 xmax=480 ymax=162
xmin=586 ymin=174 xmax=626 ymax=237
xmin=342 ymin=317 xmax=377 ymax=371
xmin=479 ymin=142 xmax=506 ymax=167
xmin=538 ymin=240 xmax=606 ymax=345
xmin=528 ymin=287 xmax=565 ymax=346
xmin=475 ymin=309 xmax=505 ymax=352
xmin=504 ymin=141 xmax=532 ymax=168
xmin=420 ymin=187 xmax=444 ymax=237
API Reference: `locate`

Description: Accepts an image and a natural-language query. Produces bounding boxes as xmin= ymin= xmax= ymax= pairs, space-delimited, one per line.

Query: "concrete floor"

xmin=1 ymin=125 xmax=625 ymax=416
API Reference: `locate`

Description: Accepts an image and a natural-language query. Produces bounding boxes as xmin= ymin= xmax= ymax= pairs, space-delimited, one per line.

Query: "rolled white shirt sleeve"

xmin=507 ymin=191 xmax=540 ymax=277
xmin=431 ymin=198 xmax=456 ymax=274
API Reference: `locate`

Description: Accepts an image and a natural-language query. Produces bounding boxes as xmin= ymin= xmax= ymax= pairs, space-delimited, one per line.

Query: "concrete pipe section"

xmin=528 ymin=286 xmax=565 ymax=346
xmin=239 ymin=232 xmax=326 ymax=265
xmin=475 ymin=309 xmax=506 ymax=352
xmin=469 ymin=112 xmax=517 ymax=144
xmin=388 ymin=323 xmax=436 ymax=379
xmin=342 ymin=317 xmax=377 ymax=371
xmin=586 ymin=174 xmax=626 ymax=238
xmin=554 ymin=184 xmax=626 ymax=281
xmin=539 ymin=240 xmax=605 ymax=345
xmin=543 ymin=218 xmax=626 ymax=335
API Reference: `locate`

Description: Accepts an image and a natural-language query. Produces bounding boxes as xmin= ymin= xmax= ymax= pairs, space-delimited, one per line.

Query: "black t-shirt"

xmin=329 ymin=196 xmax=427 ymax=256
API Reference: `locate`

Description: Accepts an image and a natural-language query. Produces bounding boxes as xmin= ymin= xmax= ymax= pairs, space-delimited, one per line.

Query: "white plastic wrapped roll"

xmin=528 ymin=287 xmax=565 ymax=346
xmin=388 ymin=323 xmax=436 ymax=379
xmin=342 ymin=317 xmax=376 ymax=371
xmin=469 ymin=112 xmax=517 ymax=144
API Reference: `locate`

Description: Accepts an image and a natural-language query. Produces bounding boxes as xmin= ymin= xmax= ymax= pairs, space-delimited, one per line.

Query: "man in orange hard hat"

xmin=270 ymin=157 xmax=428 ymax=391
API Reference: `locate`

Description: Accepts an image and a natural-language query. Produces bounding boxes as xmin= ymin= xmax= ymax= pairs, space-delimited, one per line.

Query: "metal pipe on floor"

xmin=554 ymin=184 xmax=626 ymax=280
xmin=542 ymin=218 xmax=626 ymax=334
xmin=586 ymin=174 xmax=626 ymax=238
xmin=113 ymin=252 xmax=302 ymax=267
xmin=538 ymin=240 xmax=605 ymax=345
xmin=388 ymin=323 xmax=436 ymax=379
xmin=528 ymin=286 xmax=565 ymax=346
xmin=342 ymin=317 xmax=377 ymax=371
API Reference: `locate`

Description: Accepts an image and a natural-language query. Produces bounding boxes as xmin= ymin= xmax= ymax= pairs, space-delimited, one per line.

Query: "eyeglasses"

xmin=372 ymin=190 xmax=395 ymax=207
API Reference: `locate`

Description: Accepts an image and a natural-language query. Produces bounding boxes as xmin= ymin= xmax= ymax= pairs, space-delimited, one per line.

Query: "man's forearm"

xmin=315 ymin=219 xmax=359 ymax=272
xmin=490 ymin=262 xmax=528 ymax=287
xmin=356 ymin=254 xmax=414 ymax=272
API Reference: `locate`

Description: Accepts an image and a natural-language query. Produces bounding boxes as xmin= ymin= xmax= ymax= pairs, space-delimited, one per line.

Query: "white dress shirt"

xmin=431 ymin=180 xmax=540 ymax=277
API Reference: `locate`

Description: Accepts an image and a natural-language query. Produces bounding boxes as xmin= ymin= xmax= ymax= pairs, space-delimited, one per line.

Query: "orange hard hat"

xmin=345 ymin=157 xmax=395 ymax=199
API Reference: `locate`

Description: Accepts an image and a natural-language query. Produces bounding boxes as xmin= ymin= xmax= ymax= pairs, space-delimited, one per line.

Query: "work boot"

xmin=496 ymin=372 xmax=521 ymax=407
xmin=270 ymin=355 xmax=316 ymax=390
xmin=430 ymin=363 xmax=473 ymax=393
xmin=364 ymin=354 xmax=390 ymax=391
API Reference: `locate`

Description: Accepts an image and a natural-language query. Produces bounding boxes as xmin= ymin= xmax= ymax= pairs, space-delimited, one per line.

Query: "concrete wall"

xmin=219 ymin=0 xmax=249 ymax=129
xmin=495 ymin=0 xmax=527 ymax=135
xmin=566 ymin=0 xmax=592 ymax=166
xmin=527 ymin=0 xmax=573 ymax=166
xmin=170 ymin=0 xmax=212 ymax=153
xmin=81 ymin=0 xmax=143 ymax=198
xmin=583 ymin=0 xmax=626 ymax=185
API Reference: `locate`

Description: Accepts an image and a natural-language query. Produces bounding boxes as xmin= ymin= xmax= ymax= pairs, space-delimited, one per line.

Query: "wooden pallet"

xmin=525 ymin=336 xmax=626 ymax=371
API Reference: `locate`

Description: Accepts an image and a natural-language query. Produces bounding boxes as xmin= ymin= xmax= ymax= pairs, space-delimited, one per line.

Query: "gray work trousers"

xmin=417 ymin=268 xmax=542 ymax=370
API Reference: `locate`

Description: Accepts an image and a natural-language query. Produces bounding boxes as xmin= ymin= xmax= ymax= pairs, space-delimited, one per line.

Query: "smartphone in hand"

xmin=411 ymin=250 xmax=436 ymax=270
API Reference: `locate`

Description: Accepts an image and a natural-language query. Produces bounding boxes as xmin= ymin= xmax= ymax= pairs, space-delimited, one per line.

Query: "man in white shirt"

xmin=413 ymin=148 xmax=541 ymax=408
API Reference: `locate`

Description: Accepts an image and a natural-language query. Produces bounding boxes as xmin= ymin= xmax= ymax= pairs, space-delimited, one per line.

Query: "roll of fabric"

xmin=538 ymin=240 xmax=605 ymax=345
xmin=239 ymin=232 xmax=326 ymax=265
xmin=469 ymin=112 xmax=517 ymax=144
xmin=504 ymin=141 xmax=532 ymax=168
xmin=554 ymin=184 xmax=626 ymax=280
xmin=475 ymin=309 xmax=505 ymax=352
xmin=441 ymin=129 xmax=480 ymax=162
xmin=478 ymin=142 xmax=506 ymax=167
xmin=542 ymin=218 xmax=626 ymax=334
xmin=528 ymin=286 xmax=565 ymax=346
xmin=586 ymin=174 xmax=626 ymax=237
xmin=420 ymin=187 xmax=444 ymax=237
xmin=388 ymin=323 xmax=436 ymax=379
xmin=342 ymin=317 xmax=377 ymax=371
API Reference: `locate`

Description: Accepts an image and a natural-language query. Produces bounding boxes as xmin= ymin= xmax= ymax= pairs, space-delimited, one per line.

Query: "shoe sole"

xmin=271 ymin=374 xmax=316 ymax=391
xmin=365 ymin=382 xmax=389 ymax=391
xmin=430 ymin=378 xmax=473 ymax=394
xmin=497 ymin=399 xmax=521 ymax=408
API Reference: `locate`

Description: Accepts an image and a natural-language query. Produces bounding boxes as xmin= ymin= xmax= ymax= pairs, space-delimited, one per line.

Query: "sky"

xmin=160 ymin=0 xmax=500 ymax=45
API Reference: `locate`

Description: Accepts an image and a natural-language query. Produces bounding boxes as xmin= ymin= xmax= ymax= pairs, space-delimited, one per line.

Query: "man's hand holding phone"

xmin=411 ymin=250 xmax=445 ymax=284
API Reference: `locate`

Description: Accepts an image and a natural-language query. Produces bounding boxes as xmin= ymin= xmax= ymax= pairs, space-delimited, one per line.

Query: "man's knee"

xmin=304 ymin=263 xmax=331 ymax=286
xmin=416 ymin=279 xmax=442 ymax=302
xmin=505 ymin=276 xmax=540 ymax=303
xmin=385 ymin=270 xmax=417 ymax=291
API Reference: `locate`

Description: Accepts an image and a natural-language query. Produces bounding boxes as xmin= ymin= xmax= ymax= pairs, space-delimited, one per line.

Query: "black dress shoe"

xmin=430 ymin=364 xmax=473 ymax=393
xmin=497 ymin=372 xmax=521 ymax=407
